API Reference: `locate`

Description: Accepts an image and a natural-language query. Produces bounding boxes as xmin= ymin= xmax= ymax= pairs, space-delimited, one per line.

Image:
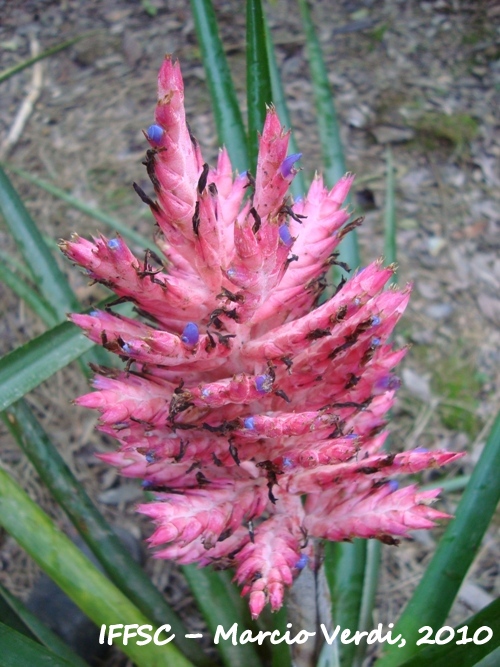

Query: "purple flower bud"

xmin=346 ymin=433 xmax=358 ymax=440
xmin=280 ymin=153 xmax=302 ymax=179
xmin=145 ymin=451 xmax=156 ymax=463
xmin=142 ymin=480 xmax=153 ymax=489
xmin=89 ymin=310 xmax=99 ymax=317
xmin=147 ymin=124 xmax=164 ymax=145
xmin=375 ymin=375 xmax=402 ymax=392
xmin=282 ymin=457 xmax=293 ymax=468
xmin=371 ymin=337 xmax=381 ymax=347
xmin=389 ymin=376 xmax=401 ymax=390
xmin=238 ymin=170 xmax=248 ymax=180
xmin=279 ymin=224 xmax=293 ymax=247
xmin=295 ymin=554 xmax=309 ymax=570
xmin=371 ymin=315 xmax=381 ymax=326
xmin=107 ymin=238 xmax=120 ymax=250
xmin=414 ymin=447 xmax=429 ymax=453
xmin=244 ymin=416 xmax=255 ymax=430
xmin=388 ymin=480 xmax=399 ymax=493
xmin=181 ymin=322 xmax=199 ymax=345
xmin=181 ymin=322 xmax=199 ymax=346
xmin=255 ymin=374 xmax=273 ymax=394
xmin=122 ymin=342 xmax=133 ymax=355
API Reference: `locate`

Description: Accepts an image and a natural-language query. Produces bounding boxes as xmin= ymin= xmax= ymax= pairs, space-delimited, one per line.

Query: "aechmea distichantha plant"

xmin=61 ymin=56 xmax=460 ymax=619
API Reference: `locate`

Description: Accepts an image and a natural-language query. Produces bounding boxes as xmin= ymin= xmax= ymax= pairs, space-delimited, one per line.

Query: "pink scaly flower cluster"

xmin=62 ymin=56 xmax=461 ymax=619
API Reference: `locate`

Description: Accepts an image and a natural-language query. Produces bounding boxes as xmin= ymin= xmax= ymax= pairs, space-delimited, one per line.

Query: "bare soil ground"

xmin=0 ymin=1 xmax=499 ymax=665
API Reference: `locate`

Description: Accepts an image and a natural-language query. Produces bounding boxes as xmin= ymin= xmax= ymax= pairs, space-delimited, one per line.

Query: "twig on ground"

xmin=404 ymin=397 xmax=440 ymax=450
xmin=0 ymin=36 xmax=43 ymax=159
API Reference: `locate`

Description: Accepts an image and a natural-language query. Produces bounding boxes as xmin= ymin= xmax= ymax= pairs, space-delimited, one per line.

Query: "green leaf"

xmin=0 ymin=33 xmax=97 ymax=84
xmin=182 ymin=565 xmax=263 ymax=667
xmin=324 ymin=539 xmax=367 ymax=667
xmin=422 ymin=474 xmax=471 ymax=494
xmin=384 ymin=148 xmax=397 ymax=284
xmin=0 ymin=622 xmax=75 ymax=667
xmin=190 ymin=0 xmax=249 ymax=172
xmin=474 ymin=647 xmax=500 ymax=667
xmin=0 ymin=262 xmax=58 ymax=326
xmin=351 ymin=155 xmax=396 ymax=667
xmin=296 ymin=0 xmax=361 ymax=272
xmin=0 ymin=165 xmax=80 ymax=317
xmin=0 ymin=468 xmax=193 ymax=667
xmin=262 ymin=9 xmax=306 ymax=198
xmin=0 ymin=248 xmax=32 ymax=279
xmin=295 ymin=7 xmax=364 ymax=637
xmin=267 ymin=606 xmax=292 ymax=667
xmin=0 ymin=164 xmax=111 ymax=370
xmin=353 ymin=539 xmax=382 ymax=667
xmin=0 ymin=319 xmax=95 ymax=412
xmin=2 ymin=400 xmax=211 ymax=667
xmin=0 ymin=585 xmax=90 ymax=667
xmin=246 ymin=0 xmax=273 ymax=170
xmin=396 ymin=596 xmax=500 ymax=667
xmin=2 ymin=163 xmax=155 ymax=252
xmin=0 ymin=587 xmax=39 ymax=642
xmin=377 ymin=411 xmax=500 ymax=666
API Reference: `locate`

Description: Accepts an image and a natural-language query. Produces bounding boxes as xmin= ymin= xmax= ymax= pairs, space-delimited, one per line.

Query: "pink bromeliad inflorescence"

xmin=62 ymin=56 xmax=461 ymax=619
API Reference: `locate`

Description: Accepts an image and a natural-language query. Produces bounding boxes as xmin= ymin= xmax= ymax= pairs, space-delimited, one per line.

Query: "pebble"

xmin=425 ymin=303 xmax=454 ymax=320
xmin=371 ymin=125 xmax=415 ymax=144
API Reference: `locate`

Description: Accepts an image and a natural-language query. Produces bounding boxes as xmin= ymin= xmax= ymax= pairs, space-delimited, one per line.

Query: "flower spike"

xmin=63 ymin=56 xmax=462 ymax=619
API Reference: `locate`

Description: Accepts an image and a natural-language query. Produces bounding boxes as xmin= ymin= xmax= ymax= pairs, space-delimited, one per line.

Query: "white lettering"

xmin=293 ymin=630 xmax=316 ymax=644
xmin=108 ymin=624 xmax=123 ymax=645
xmin=214 ymin=623 xmax=239 ymax=646
xmin=137 ymin=625 xmax=153 ymax=645
xmin=341 ymin=628 xmax=356 ymax=644
xmin=154 ymin=625 xmax=174 ymax=645
xmin=123 ymin=624 xmax=138 ymax=645
xmin=320 ymin=624 xmax=341 ymax=645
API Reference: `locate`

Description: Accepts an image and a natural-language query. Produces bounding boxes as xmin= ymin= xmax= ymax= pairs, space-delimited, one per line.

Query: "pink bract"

xmin=62 ymin=56 xmax=461 ymax=619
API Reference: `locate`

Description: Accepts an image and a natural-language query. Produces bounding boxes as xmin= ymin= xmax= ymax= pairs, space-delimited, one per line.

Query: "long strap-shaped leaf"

xmin=353 ymin=155 xmax=399 ymax=667
xmin=296 ymin=3 xmax=365 ymax=656
xmin=0 ymin=261 xmax=58 ymax=326
xmin=474 ymin=647 xmax=500 ymax=667
xmin=0 ymin=468 xmax=193 ymax=667
xmin=246 ymin=0 xmax=272 ymax=171
xmin=324 ymin=539 xmax=367 ymax=667
xmin=384 ymin=148 xmax=397 ymax=283
xmin=0 ymin=33 xmax=97 ymax=84
xmin=0 ymin=165 xmax=80 ymax=315
xmin=2 ymin=163 xmax=155 ymax=252
xmin=262 ymin=10 xmax=306 ymax=199
xmin=190 ymin=0 xmax=249 ymax=172
xmin=182 ymin=565 xmax=263 ymax=667
xmin=352 ymin=539 xmax=382 ymax=667
xmin=0 ymin=320 xmax=95 ymax=412
xmin=377 ymin=411 xmax=500 ymax=666
xmin=2 ymin=400 xmax=212 ymax=667
xmin=296 ymin=0 xmax=360 ymax=272
xmin=0 ymin=622 xmax=74 ymax=667
xmin=0 ymin=164 xmax=109 ymax=369
xmin=396 ymin=596 xmax=500 ymax=667
xmin=0 ymin=585 xmax=90 ymax=667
